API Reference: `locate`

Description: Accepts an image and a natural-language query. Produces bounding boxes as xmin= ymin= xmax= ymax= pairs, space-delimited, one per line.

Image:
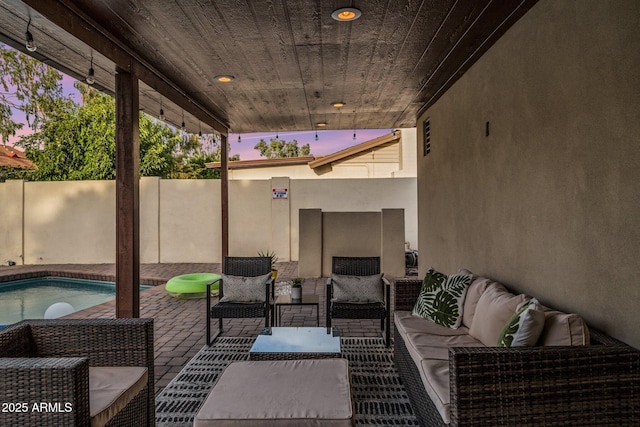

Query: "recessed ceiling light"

xmin=331 ymin=7 xmax=361 ymax=22
xmin=214 ymin=75 xmax=235 ymax=82
xmin=331 ymin=102 xmax=345 ymax=108
xmin=316 ymin=122 xmax=327 ymax=127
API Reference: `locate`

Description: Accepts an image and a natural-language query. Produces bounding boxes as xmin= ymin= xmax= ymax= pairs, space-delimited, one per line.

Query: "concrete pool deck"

xmin=0 ymin=262 xmax=392 ymax=394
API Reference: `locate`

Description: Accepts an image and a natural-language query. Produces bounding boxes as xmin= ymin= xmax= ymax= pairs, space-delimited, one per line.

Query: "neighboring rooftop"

xmin=0 ymin=145 xmax=35 ymax=169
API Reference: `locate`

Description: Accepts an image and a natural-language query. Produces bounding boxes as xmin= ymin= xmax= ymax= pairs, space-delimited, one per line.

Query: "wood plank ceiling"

xmin=0 ymin=0 xmax=538 ymax=135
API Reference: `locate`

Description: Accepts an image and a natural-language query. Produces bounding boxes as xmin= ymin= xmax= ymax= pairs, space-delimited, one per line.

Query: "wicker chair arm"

xmin=24 ymin=319 xmax=154 ymax=368
xmin=0 ymin=357 xmax=90 ymax=426
xmin=394 ymin=279 xmax=422 ymax=311
xmin=449 ymin=344 xmax=640 ymax=425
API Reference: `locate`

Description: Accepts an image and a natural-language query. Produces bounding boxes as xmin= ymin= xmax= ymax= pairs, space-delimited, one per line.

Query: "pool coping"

xmin=0 ymin=269 xmax=166 ymax=286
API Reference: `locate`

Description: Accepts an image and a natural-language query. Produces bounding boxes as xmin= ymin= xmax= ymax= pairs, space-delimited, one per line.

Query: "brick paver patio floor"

xmin=0 ymin=262 xmax=395 ymax=394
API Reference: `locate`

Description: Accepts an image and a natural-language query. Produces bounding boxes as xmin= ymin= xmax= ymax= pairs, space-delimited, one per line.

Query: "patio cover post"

xmin=221 ymin=134 xmax=229 ymax=260
xmin=115 ymin=67 xmax=140 ymax=318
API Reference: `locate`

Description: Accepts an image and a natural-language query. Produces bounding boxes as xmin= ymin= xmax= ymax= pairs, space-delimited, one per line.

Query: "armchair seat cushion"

xmin=89 ymin=366 xmax=148 ymax=427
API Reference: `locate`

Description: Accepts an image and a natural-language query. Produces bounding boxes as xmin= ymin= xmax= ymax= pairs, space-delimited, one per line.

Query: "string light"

xmin=181 ymin=110 xmax=186 ymax=131
xmin=237 ymin=135 xmax=241 ymax=144
xmin=159 ymin=99 xmax=164 ymax=120
xmin=198 ymin=121 xmax=202 ymax=137
xmin=25 ymin=18 xmax=36 ymax=52
xmin=86 ymin=55 xmax=95 ymax=85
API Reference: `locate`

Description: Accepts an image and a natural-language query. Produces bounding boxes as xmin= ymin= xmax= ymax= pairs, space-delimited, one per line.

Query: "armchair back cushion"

xmin=218 ymin=272 xmax=272 ymax=303
xmin=468 ymin=283 xmax=529 ymax=346
xmin=331 ymin=273 xmax=384 ymax=304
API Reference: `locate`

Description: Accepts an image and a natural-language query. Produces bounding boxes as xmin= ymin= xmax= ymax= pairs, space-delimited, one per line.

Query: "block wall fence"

xmin=0 ymin=177 xmax=416 ymax=277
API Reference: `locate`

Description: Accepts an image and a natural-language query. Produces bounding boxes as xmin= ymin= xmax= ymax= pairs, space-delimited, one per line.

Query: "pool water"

xmin=0 ymin=277 xmax=150 ymax=326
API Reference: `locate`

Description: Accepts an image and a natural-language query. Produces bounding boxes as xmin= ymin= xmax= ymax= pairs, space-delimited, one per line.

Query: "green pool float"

xmin=166 ymin=273 xmax=220 ymax=299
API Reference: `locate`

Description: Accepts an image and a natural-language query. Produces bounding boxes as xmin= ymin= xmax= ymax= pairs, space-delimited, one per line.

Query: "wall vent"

xmin=423 ymin=120 xmax=431 ymax=156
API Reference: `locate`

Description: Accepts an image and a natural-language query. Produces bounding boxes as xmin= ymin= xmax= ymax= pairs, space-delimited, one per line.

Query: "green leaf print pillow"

xmin=412 ymin=268 xmax=472 ymax=329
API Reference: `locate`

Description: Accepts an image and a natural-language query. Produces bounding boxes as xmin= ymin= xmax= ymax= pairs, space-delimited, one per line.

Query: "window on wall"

xmin=423 ymin=120 xmax=431 ymax=156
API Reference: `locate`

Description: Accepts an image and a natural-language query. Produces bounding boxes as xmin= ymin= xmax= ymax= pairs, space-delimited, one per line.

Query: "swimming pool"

xmin=0 ymin=277 xmax=151 ymax=326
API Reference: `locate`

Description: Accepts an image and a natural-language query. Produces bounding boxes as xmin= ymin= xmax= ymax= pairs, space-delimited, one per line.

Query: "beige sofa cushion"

xmin=538 ymin=308 xmax=590 ymax=346
xmin=404 ymin=332 xmax=483 ymax=363
xmin=395 ymin=311 xmax=469 ymax=337
xmin=459 ymin=269 xmax=492 ymax=328
xmin=194 ymin=359 xmax=353 ymax=427
xmin=89 ymin=366 xmax=148 ymax=427
xmin=420 ymin=359 xmax=451 ymax=424
xmin=468 ymin=283 xmax=530 ymax=346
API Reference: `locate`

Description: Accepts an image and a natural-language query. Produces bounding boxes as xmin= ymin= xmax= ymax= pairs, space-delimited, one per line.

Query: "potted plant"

xmin=291 ymin=277 xmax=303 ymax=300
xmin=257 ymin=250 xmax=278 ymax=279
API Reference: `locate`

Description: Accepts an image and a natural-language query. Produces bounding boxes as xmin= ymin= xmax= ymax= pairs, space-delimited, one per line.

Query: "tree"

xmin=20 ymin=84 xmax=181 ymax=180
xmin=254 ymin=138 xmax=311 ymax=159
xmin=0 ymin=46 xmax=69 ymax=143
xmin=170 ymin=133 xmax=239 ymax=179
xmin=2 ymin=44 xmax=234 ymax=180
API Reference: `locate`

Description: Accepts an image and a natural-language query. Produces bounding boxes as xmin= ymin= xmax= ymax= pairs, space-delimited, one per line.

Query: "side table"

xmin=274 ymin=294 xmax=320 ymax=326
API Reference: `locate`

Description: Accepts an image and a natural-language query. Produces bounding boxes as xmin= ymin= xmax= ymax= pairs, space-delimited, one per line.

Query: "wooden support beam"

xmin=221 ymin=134 xmax=229 ymax=260
xmin=24 ymin=0 xmax=228 ymax=135
xmin=115 ymin=68 xmax=140 ymax=318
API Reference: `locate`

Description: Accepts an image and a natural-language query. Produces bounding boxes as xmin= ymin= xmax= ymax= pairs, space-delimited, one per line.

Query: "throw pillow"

xmin=468 ymin=283 xmax=530 ymax=346
xmin=412 ymin=267 xmax=472 ymax=329
xmin=497 ymin=298 xmax=545 ymax=347
xmin=331 ymin=273 xmax=384 ymax=304
xmin=218 ymin=272 xmax=271 ymax=303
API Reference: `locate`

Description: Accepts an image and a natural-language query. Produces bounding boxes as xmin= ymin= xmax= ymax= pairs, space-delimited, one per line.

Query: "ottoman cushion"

xmin=194 ymin=358 xmax=353 ymax=426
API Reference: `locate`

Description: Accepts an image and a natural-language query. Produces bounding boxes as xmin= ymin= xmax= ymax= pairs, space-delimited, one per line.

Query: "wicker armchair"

xmin=326 ymin=256 xmax=391 ymax=346
xmin=206 ymin=256 xmax=274 ymax=345
xmin=0 ymin=318 xmax=155 ymax=427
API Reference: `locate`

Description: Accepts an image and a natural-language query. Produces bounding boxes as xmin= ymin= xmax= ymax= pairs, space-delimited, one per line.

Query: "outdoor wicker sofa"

xmin=0 ymin=318 xmax=155 ymax=427
xmin=394 ymin=275 xmax=640 ymax=427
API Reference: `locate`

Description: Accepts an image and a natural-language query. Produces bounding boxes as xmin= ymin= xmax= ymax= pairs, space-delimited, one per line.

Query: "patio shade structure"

xmin=0 ymin=0 xmax=538 ymax=316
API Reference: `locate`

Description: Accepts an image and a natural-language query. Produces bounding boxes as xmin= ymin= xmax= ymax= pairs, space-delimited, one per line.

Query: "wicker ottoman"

xmin=193 ymin=358 xmax=354 ymax=426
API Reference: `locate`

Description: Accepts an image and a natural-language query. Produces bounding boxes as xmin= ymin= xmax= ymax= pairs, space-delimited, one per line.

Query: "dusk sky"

xmin=6 ymin=67 xmax=391 ymax=161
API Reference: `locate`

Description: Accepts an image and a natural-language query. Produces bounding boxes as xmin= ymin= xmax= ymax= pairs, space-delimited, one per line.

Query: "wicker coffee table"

xmin=249 ymin=327 xmax=341 ymax=360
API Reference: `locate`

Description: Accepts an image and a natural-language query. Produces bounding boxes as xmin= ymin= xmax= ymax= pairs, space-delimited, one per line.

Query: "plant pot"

xmin=291 ymin=287 xmax=302 ymax=300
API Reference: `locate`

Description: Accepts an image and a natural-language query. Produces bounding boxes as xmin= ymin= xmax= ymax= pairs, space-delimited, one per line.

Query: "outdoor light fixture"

xmin=86 ymin=56 xmax=95 ymax=85
xmin=214 ymin=75 xmax=235 ymax=82
xmin=331 ymin=7 xmax=361 ymax=22
xmin=25 ymin=18 xmax=36 ymax=52
xmin=316 ymin=122 xmax=327 ymax=127
xmin=331 ymin=102 xmax=345 ymax=108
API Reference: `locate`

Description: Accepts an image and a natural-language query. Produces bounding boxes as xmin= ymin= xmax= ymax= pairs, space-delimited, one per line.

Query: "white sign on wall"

xmin=272 ymin=187 xmax=288 ymax=199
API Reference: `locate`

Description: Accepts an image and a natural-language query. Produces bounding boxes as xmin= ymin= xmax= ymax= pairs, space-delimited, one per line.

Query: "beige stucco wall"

xmin=417 ymin=0 xmax=640 ymax=348
xmin=159 ymin=179 xmax=221 ymax=263
xmin=290 ymin=178 xmax=418 ymax=260
xmin=298 ymin=208 xmax=405 ymax=278
xmin=0 ymin=180 xmax=24 ymax=265
xmin=23 ymin=180 xmax=116 ymax=264
xmin=0 ymin=176 xmax=417 ymax=268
